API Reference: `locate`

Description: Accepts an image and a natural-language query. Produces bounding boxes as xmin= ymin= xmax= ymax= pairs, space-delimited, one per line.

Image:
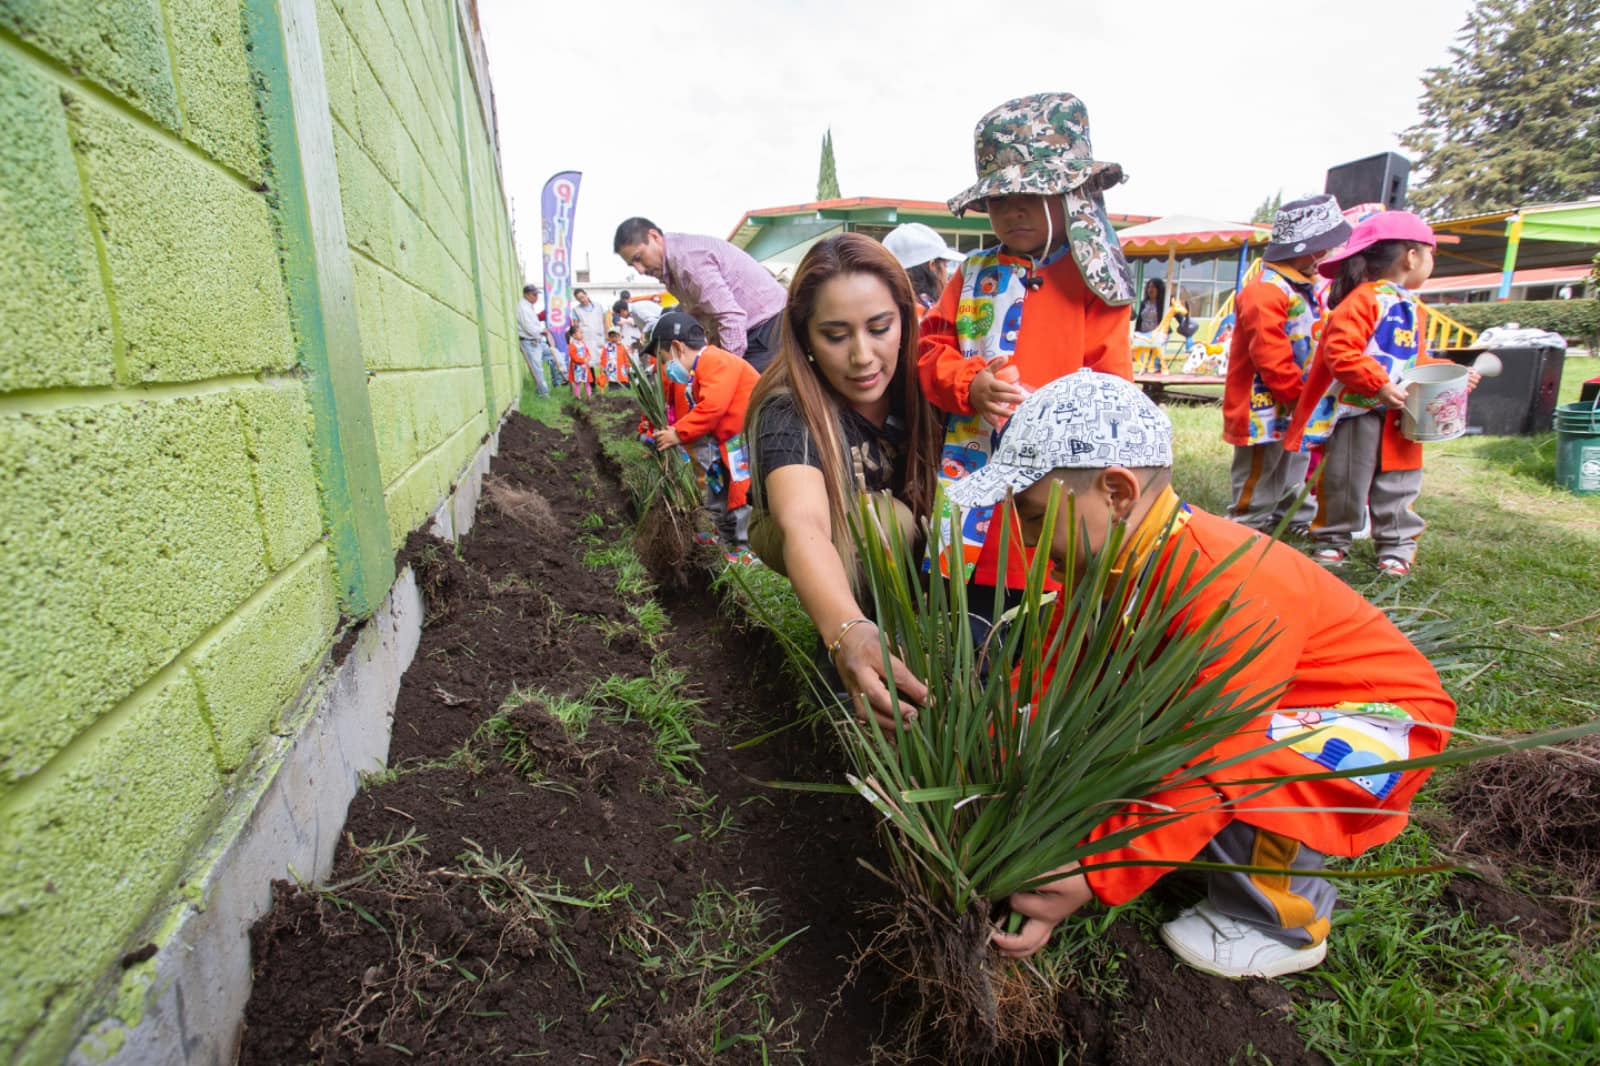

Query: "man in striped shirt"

xmin=613 ymin=217 xmax=787 ymax=372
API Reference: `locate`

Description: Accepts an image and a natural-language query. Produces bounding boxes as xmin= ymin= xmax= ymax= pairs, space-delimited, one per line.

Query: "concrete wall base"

xmin=68 ymin=428 xmax=500 ymax=1066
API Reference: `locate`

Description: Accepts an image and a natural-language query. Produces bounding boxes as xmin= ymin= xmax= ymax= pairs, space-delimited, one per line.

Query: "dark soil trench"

xmin=237 ymin=401 xmax=1335 ymax=1065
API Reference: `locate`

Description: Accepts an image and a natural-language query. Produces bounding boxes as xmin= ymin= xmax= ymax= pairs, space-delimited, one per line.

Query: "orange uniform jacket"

xmin=1221 ymin=273 xmax=1316 ymax=445
xmin=671 ymin=345 xmax=761 ymax=509
xmin=919 ymin=257 xmax=1133 ymax=588
xmin=1283 ymin=285 xmax=1449 ymax=471
xmin=1058 ymin=505 xmax=1456 ymax=906
xmin=604 ymin=343 xmax=629 ymax=385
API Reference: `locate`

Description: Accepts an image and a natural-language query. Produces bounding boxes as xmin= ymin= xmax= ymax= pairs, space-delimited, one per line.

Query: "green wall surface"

xmin=0 ymin=0 xmax=522 ymax=1058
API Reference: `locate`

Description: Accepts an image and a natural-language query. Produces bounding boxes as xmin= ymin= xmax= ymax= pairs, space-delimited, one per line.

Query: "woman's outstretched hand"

xmin=832 ymin=621 xmax=927 ymax=731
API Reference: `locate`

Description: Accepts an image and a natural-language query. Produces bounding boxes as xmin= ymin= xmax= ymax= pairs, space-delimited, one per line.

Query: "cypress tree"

xmin=817 ymin=129 xmax=841 ymax=201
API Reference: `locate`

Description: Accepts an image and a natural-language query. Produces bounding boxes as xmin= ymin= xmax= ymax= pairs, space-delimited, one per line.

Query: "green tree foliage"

xmin=1250 ymin=190 xmax=1282 ymax=225
xmin=1401 ymin=0 xmax=1600 ymax=217
xmin=816 ymin=128 xmax=840 ymax=201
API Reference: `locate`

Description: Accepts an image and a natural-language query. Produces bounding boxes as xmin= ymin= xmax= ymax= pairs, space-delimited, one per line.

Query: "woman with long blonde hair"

xmin=746 ymin=234 xmax=941 ymax=727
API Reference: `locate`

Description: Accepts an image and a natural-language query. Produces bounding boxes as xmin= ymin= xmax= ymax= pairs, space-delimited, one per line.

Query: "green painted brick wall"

xmin=327 ymin=0 xmax=512 ymax=540
xmin=0 ymin=0 xmax=522 ymax=1057
xmin=164 ymin=0 xmax=263 ymax=181
xmin=0 ymin=0 xmax=181 ymax=129
xmin=68 ymin=96 xmax=296 ymax=384
xmin=0 ymin=46 xmax=116 ymax=391
xmin=189 ymin=546 xmax=340 ymax=771
xmin=2 ymin=393 xmax=275 ymax=788
xmin=0 ymin=671 xmax=224 ymax=1064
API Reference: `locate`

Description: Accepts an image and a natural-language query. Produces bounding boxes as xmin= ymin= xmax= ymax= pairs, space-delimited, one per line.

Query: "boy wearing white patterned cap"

xmin=949 ymin=370 xmax=1456 ymax=979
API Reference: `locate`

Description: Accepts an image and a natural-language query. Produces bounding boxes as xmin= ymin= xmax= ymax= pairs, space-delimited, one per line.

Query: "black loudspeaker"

xmin=1325 ymin=153 xmax=1411 ymax=211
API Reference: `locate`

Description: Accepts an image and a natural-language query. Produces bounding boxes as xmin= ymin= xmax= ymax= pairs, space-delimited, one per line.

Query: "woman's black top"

xmin=750 ymin=392 xmax=907 ymax=510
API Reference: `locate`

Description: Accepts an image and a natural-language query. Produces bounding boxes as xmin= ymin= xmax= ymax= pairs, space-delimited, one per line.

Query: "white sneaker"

xmin=1159 ymin=901 xmax=1328 ymax=979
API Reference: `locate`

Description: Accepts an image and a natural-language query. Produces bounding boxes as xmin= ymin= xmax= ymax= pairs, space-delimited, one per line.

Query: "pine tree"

xmin=1401 ymin=0 xmax=1600 ymax=217
xmin=816 ymin=129 xmax=841 ymax=201
xmin=1250 ymin=190 xmax=1282 ymax=225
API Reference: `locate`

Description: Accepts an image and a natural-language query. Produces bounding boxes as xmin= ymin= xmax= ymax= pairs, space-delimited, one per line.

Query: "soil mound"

xmin=1447 ymin=736 xmax=1600 ymax=891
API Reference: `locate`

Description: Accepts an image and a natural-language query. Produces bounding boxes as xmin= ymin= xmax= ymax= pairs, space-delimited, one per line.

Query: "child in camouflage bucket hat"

xmin=918 ymin=92 xmax=1137 ymax=603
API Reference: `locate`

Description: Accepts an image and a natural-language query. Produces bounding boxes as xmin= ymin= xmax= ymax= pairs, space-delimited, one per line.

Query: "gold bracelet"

xmin=828 ymin=617 xmax=872 ymax=663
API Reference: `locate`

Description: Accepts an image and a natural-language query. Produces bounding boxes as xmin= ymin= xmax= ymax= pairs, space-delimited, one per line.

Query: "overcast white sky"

xmin=478 ymin=0 xmax=1475 ymax=286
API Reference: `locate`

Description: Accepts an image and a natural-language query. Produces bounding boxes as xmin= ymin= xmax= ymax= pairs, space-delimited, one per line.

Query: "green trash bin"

xmin=1554 ymin=401 xmax=1600 ymax=495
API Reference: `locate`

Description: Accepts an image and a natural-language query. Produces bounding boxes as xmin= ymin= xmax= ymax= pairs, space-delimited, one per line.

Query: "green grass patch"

xmin=627 ymin=599 xmax=671 ymax=642
xmin=583 ymin=540 xmax=654 ymax=599
xmin=614 ymin=886 xmax=806 ymax=1061
xmin=595 ymin=657 xmax=703 ymax=781
xmin=1291 ymin=830 xmax=1600 ymax=1063
xmin=518 ymin=377 xmax=575 ymax=433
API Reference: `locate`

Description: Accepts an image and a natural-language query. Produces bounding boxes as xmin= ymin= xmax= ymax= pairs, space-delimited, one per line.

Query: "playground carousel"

xmin=1117 ymin=214 xmax=1270 ymax=383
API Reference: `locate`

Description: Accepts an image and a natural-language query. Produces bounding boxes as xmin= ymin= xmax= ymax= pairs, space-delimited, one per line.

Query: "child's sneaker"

xmin=1159 ymin=902 xmax=1328 ymax=979
xmin=724 ymin=549 xmax=759 ymax=566
xmin=1310 ymin=546 xmax=1347 ymax=567
xmin=693 ymin=531 xmax=720 ymax=546
xmin=1376 ymin=556 xmax=1411 ymax=578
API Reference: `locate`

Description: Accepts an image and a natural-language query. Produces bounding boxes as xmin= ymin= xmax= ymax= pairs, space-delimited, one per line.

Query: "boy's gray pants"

xmin=1204 ymin=821 xmax=1335 ymax=947
xmin=1310 ymin=412 xmax=1425 ymax=562
xmin=689 ymin=438 xmax=749 ymax=550
xmin=710 ymin=497 xmax=750 ymax=550
xmin=1227 ymin=442 xmax=1316 ymax=531
xmin=519 ymin=337 xmax=549 ymax=394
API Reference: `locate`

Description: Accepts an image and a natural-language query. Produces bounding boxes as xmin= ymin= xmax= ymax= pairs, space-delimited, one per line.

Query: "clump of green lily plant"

xmin=837 ymin=486 xmax=1282 ymax=1052
xmin=629 ymin=362 xmax=704 ymax=582
xmin=629 ymin=360 xmax=702 ymax=515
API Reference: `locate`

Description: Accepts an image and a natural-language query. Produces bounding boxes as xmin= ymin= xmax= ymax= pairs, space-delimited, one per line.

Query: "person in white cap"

xmin=946 ymin=369 xmax=1456 ymax=979
xmin=881 ymin=222 xmax=966 ymax=313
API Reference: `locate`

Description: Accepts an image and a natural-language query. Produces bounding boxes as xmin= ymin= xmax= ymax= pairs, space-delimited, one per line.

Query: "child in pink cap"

xmin=1283 ymin=212 xmax=1478 ymax=577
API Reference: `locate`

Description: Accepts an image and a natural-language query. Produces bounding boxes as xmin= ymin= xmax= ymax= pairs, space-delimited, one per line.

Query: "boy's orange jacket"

xmin=1221 ymin=267 xmax=1320 ymax=446
xmin=603 ymin=342 xmax=629 ymax=385
xmin=671 ymin=345 xmax=760 ymax=509
xmin=1048 ymin=501 xmax=1456 ymax=906
xmin=1283 ymin=284 xmax=1449 ymax=471
xmin=917 ymin=255 xmax=1132 ymax=415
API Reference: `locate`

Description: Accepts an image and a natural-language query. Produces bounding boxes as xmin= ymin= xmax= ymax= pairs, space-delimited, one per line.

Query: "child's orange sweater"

xmin=567 ymin=339 xmax=591 ymax=383
xmin=919 ymin=255 xmax=1132 ymax=588
xmin=918 ymin=255 xmax=1132 ymax=416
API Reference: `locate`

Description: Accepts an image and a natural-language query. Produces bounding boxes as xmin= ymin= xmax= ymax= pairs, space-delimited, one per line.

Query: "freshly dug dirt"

xmin=1445 ymin=736 xmax=1600 ymax=893
xmin=237 ymin=402 xmax=1334 ymax=1064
